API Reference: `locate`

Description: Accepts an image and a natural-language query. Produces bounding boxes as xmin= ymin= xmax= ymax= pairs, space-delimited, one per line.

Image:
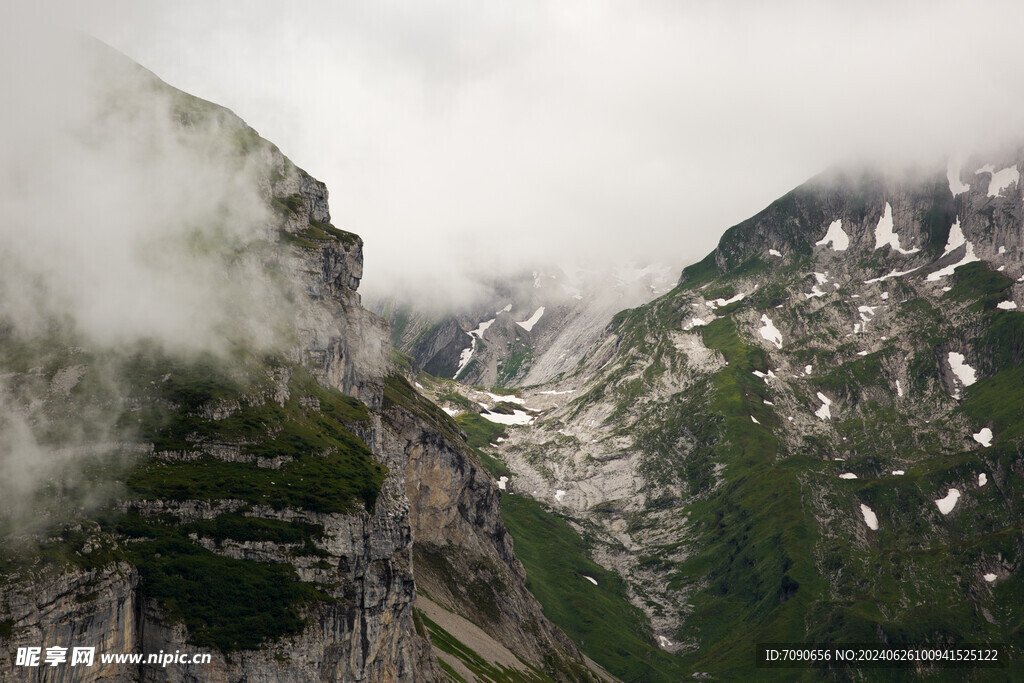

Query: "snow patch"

xmin=997 ymin=301 xmax=1017 ymax=310
xmin=864 ymin=266 xmax=921 ymax=283
xmin=805 ymin=285 xmax=827 ymax=299
xmin=769 ymin=249 xmax=782 ymax=257
xmin=707 ymin=292 xmax=747 ymax=308
xmin=935 ymin=488 xmax=961 ymax=515
xmin=516 ymin=307 xmax=546 ymax=331
xmin=763 ymin=400 xmax=774 ymax=406
xmin=984 ymin=573 xmax=997 ymax=582
xmin=873 ymin=202 xmax=919 ymax=254
xmin=815 ymin=392 xmax=832 ymax=420
xmin=815 ymin=219 xmax=849 ymax=251
xmin=683 ymin=317 xmax=708 ymax=331
xmin=538 ymin=389 xmax=575 ymax=395
xmin=751 ymin=416 xmax=760 ymax=424
xmin=454 ymin=342 xmax=475 ymax=379
xmin=942 ymin=217 xmax=965 ymax=255
xmin=928 ymin=241 xmax=981 ymax=281
xmin=978 ymin=473 xmax=988 ymax=487
xmin=896 ymin=380 xmax=903 ymax=397
xmin=497 ymin=303 xmax=512 ymax=314
xmin=486 ymin=392 xmax=525 ymax=405
xmin=880 ymin=291 xmax=889 ymax=300
xmin=839 ymin=473 xmax=858 ymax=479
xmin=554 ymin=489 xmax=566 ymax=503
xmin=980 ymin=164 xmax=1019 ymax=197
xmin=804 ymin=365 xmax=813 ymax=375
xmin=759 ymin=315 xmax=783 ymax=349
xmin=893 ymin=470 xmax=905 ymax=475
xmin=860 ymin=504 xmax=879 ymax=530
xmin=480 ymin=410 xmax=534 ymax=425
xmin=814 ymin=272 xmax=829 ymax=284
xmin=948 ymin=352 xmax=977 ymax=389
xmin=947 ymin=157 xmax=970 ymax=195
xmin=415 ymin=382 xmax=424 ymax=389
xmin=497 ymin=476 xmax=508 ymax=490
xmin=657 ymin=636 xmax=673 ymax=649
xmin=442 ymin=406 xmax=459 ymax=416
xmin=972 ymin=427 xmax=993 ymax=447
xmin=583 ymin=575 xmax=598 ymax=586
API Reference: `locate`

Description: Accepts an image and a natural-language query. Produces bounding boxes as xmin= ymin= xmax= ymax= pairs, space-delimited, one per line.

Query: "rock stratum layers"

xmin=0 ymin=48 xmax=593 ymax=682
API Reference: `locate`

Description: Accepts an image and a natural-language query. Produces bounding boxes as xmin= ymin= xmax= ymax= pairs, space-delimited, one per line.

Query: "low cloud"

xmin=0 ymin=15 xmax=304 ymax=528
xmin=64 ymin=0 xmax=1024 ymax=310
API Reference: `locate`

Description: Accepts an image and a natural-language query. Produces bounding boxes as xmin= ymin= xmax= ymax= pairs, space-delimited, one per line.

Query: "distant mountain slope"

xmin=449 ymin=151 xmax=1024 ymax=679
xmin=374 ymin=263 xmax=675 ymax=388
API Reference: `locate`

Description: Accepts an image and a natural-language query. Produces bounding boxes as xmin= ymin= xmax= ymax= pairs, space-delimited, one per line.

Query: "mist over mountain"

xmin=63 ymin=0 xmax=1024 ymax=306
xmin=6 ymin=4 xmax=1024 ymax=682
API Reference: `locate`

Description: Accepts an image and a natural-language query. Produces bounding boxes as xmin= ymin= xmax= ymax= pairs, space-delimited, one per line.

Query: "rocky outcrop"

xmin=381 ymin=398 xmax=598 ymax=680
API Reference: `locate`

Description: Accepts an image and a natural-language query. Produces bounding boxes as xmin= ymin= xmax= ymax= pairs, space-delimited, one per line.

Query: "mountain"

xmin=430 ymin=153 xmax=1024 ymax=679
xmin=374 ymin=264 xmax=675 ymax=388
xmin=0 ymin=45 xmax=604 ymax=682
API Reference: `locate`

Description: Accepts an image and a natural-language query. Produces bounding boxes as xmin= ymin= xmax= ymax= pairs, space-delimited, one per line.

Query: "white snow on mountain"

xmin=815 ymin=392 xmax=832 ymax=420
xmin=873 ymin=202 xmax=919 ymax=254
xmin=516 ymin=306 xmax=546 ymax=331
xmin=947 ymin=158 xmax=970 ymax=195
xmin=948 ymin=352 xmax=977 ymax=388
xmin=935 ymin=488 xmax=961 ymax=515
xmin=481 ymin=410 xmax=534 ymax=425
xmin=942 ymin=217 xmax=966 ymax=255
xmin=979 ymin=164 xmax=1019 ymax=197
xmin=927 ymin=241 xmax=980 ymax=281
xmin=815 ymin=219 xmax=849 ymax=251
xmin=860 ymin=504 xmax=879 ymax=530
xmin=865 ymin=266 xmax=921 ymax=283
xmin=758 ymin=314 xmax=783 ymax=349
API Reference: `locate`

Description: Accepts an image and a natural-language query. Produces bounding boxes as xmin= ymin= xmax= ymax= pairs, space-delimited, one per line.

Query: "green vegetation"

xmin=501 ymin=495 xmax=688 ymax=681
xmin=457 ymin=413 xmax=511 ymax=478
xmin=496 ymin=335 xmax=533 ymax=387
xmin=128 ymin=448 xmax=382 ymax=515
xmin=114 ymin=515 xmax=329 ymax=652
xmin=437 ymin=391 xmax=476 ymax=412
xmin=418 ymin=611 xmax=548 ymax=682
xmin=946 ymin=261 xmax=1014 ymax=310
xmin=180 ymin=513 xmax=326 ymax=553
xmin=117 ymin=355 xmax=384 ymax=513
xmin=384 ymin=373 xmax=463 ymax=444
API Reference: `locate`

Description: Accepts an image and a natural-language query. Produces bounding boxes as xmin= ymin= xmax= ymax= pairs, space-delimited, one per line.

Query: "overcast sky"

xmin=48 ymin=1 xmax=1024 ymax=298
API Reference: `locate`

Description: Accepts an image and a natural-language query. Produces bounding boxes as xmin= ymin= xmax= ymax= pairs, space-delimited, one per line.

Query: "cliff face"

xmin=378 ymin=395 xmax=590 ymax=678
xmin=0 ymin=80 xmax=432 ymax=680
xmin=0 ymin=52 xmax=596 ymax=682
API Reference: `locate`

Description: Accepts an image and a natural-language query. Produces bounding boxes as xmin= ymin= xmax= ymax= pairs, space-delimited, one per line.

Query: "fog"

xmin=4 ymin=3 xmax=1024 ymax=521
xmin=59 ymin=0 xmax=1024 ymax=306
xmin=0 ymin=14 xmax=301 ymax=526
xmin=0 ymin=19 xmax=292 ymax=354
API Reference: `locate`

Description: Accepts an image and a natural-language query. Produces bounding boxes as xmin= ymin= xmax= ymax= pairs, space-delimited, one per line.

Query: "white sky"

xmin=41 ymin=1 xmax=1024 ymax=297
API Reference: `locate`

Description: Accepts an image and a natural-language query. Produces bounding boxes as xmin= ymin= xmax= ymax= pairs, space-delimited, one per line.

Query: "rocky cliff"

xmin=0 ymin=49 xmax=597 ymax=682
